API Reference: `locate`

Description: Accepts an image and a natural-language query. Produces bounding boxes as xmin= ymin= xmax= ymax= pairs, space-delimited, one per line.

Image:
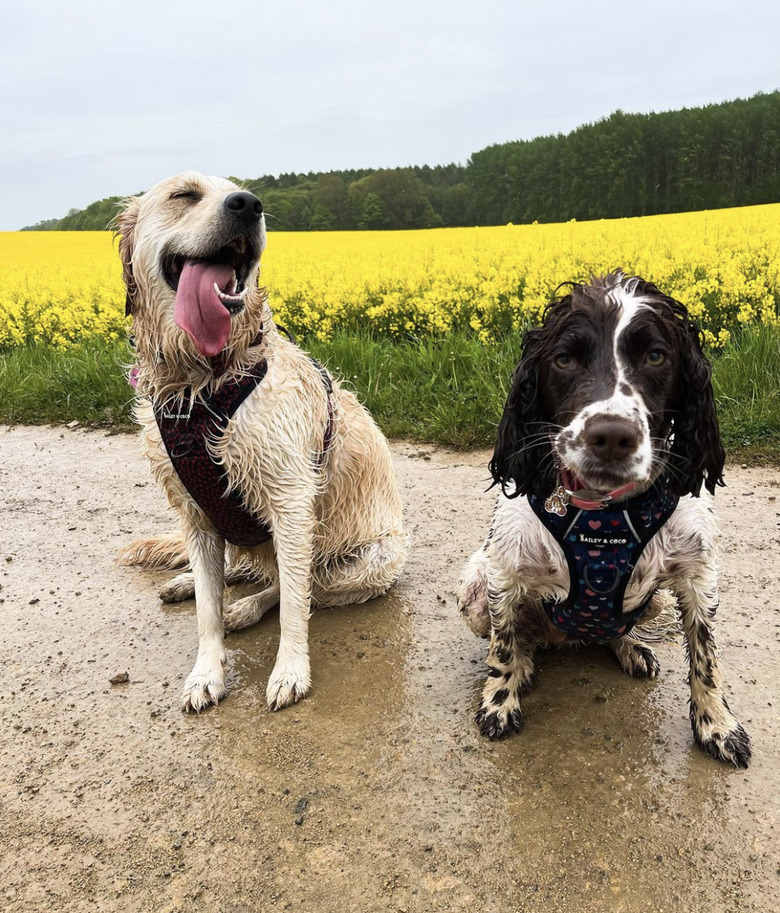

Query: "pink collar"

xmin=559 ymin=468 xmax=637 ymax=510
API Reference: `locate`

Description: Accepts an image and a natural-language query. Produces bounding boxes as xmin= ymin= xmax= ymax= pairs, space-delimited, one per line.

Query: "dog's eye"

xmin=169 ymin=190 xmax=201 ymax=203
xmin=553 ymin=353 xmax=574 ymax=370
xmin=646 ymin=349 xmax=666 ymax=367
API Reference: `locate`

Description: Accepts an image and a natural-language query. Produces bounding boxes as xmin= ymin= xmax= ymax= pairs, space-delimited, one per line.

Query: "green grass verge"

xmin=1 ymin=326 xmax=779 ymax=460
xmin=711 ymin=323 xmax=780 ymax=461
xmin=0 ymin=338 xmax=135 ymax=429
xmin=306 ymin=332 xmax=518 ymax=447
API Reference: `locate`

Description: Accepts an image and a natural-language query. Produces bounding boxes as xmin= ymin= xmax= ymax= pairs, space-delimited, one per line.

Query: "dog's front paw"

xmin=475 ymin=703 xmax=523 ymax=740
xmin=694 ymin=719 xmax=752 ymax=769
xmin=266 ymin=655 xmax=311 ymax=711
xmin=181 ymin=660 xmax=226 ymax=713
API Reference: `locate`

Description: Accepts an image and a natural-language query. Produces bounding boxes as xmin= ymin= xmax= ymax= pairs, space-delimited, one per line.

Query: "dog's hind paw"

xmin=160 ymin=572 xmax=196 ymax=604
xmin=612 ymin=639 xmax=660 ymax=679
xmin=266 ymin=658 xmax=311 ymax=711
xmin=475 ymin=704 xmax=523 ymax=740
xmin=695 ymin=721 xmax=752 ymax=769
xmin=181 ymin=665 xmax=227 ymax=713
xmin=224 ymin=587 xmax=279 ymax=633
xmin=457 ymin=567 xmax=491 ymax=638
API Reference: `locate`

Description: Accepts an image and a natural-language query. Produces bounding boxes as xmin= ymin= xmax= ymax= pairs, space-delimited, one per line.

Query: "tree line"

xmin=22 ymin=91 xmax=780 ymax=231
xmin=468 ymin=91 xmax=780 ymax=223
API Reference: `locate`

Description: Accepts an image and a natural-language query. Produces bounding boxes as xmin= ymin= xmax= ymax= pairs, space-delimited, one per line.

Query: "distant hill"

xmin=22 ymin=195 xmax=126 ymax=232
xmin=22 ymin=90 xmax=780 ymax=231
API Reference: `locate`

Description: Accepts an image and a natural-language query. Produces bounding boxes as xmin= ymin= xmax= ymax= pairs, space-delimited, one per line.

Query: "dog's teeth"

xmin=214 ymin=282 xmax=247 ymax=303
xmin=214 ymin=282 xmax=248 ymax=304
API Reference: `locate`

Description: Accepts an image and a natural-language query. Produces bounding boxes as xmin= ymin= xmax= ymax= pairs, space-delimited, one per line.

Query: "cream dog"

xmin=117 ymin=172 xmax=407 ymax=712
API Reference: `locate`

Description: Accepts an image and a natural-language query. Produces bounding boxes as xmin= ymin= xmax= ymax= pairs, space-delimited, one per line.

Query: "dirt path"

xmin=1 ymin=424 xmax=778 ymax=913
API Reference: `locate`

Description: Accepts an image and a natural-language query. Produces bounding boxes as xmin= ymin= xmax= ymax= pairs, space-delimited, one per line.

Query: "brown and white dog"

xmin=117 ymin=172 xmax=407 ymax=713
xmin=457 ymin=272 xmax=751 ymax=767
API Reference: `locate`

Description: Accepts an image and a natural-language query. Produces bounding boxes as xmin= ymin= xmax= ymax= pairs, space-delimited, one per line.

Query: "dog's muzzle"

xmin=583 ymin=416 xmax=640 ymax=464
xmin=224 ymin=191 xmax=264 ymax=223
xmin=162 ymin=229 xmax=262 ymax=358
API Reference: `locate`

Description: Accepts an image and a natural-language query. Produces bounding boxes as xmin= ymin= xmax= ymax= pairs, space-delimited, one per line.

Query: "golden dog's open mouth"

xmin=162 ymin=236 xmax=260 ymax=357
xmin=163 ymin=235 xmax=257 ymax=299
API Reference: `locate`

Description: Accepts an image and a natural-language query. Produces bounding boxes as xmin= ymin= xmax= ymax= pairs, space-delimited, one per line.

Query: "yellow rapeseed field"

xmin=1 ymin=204 xmax=779 ymax=350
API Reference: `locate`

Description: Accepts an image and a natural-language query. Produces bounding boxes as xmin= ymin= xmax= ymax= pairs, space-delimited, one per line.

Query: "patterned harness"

xmin=154 ymin=358 xmax=334 ymax=547
xmin=528 ymin=482 xmax=679 ymax=643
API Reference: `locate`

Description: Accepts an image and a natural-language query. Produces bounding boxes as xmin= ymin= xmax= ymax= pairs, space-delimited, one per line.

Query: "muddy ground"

xmin=0 ymin=424 xmax=778 ymax=913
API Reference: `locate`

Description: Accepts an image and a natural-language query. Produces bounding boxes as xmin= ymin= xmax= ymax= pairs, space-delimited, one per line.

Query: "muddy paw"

xmin=181 ymin=666 xmax=226 ymax=713
xmin=160 ymin=572 xmax=196 ymax=604
xmin=695 ymin=722 xmax=752 ymax=769
xmin=266 ymin=660 xmax=311 ymax=711
xmin=615 ymin=641 xmax=660 ymax=679
xmin=475 ymin=704 xmax=523 ymax=740
xmin=223 ymin=601 xmax=251 ymax=634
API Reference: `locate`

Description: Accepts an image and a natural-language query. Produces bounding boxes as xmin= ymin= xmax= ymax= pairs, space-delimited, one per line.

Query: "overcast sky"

xmin=2 ymin=0 xmax=778 ymax=230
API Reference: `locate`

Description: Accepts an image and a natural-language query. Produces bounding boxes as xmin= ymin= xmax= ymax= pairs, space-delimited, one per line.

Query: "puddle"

xmin=0 ymin=427 xmax=777 ymax=911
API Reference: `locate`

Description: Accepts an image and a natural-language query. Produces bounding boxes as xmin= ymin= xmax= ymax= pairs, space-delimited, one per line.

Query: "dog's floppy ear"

xmin=667 ymin=305 xmax=726 ymax=496
xmin=115 ymin=197 xmax=141 ymax=317
xmin=489 ymin=325 xmax=556 ymax=499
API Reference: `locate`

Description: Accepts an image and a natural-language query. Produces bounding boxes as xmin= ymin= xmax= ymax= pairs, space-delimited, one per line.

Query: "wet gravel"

xmin=1 ymin=424 xmax=778 ymax=912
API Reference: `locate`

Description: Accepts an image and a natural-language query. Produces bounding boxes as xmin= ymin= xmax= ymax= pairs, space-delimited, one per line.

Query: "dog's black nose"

xmin=584 ymin=417 xmax=640 ymax=462
xmin=224 ymin=191 xmax=264 ymax=222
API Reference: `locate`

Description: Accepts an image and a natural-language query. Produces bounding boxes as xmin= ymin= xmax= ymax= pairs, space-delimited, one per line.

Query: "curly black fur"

xmin=489 ymin=273 xmax=725 ymax=499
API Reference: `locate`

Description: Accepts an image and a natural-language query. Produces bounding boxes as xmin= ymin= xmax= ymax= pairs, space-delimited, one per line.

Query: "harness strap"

xmin=310 ymin=358 xmax=335 ymax=467
xmin=155 ymin=360 xmax=273 ymax=547
xmin=155 ymin=357 xmax=335 ymax=547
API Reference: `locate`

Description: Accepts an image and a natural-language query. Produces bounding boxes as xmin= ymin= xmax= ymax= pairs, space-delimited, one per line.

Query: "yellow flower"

xmin=2 ymin=203 xmax=780 ymax=351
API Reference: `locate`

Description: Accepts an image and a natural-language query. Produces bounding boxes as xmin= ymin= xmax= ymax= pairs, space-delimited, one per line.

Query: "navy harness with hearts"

xmin=528 ymin=482 xmax=678 ymax=643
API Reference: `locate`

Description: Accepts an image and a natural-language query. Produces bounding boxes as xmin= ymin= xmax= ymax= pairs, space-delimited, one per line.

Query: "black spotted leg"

xmin=475 ymin=583 xmax=536 ymax=740
xmin=674 ymin=570 xmax=751 ymax=768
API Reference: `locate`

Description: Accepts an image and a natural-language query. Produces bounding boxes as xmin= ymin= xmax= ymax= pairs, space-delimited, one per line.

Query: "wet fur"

xmin=118 ymin=172 xmax=408 ymax=713
xmin=457 ymin=273 xmax=750 ymax=768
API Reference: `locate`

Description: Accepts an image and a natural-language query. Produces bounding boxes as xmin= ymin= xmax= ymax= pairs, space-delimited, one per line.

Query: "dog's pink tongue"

xmin=174 ymin=260 xmax=235 ymax=357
